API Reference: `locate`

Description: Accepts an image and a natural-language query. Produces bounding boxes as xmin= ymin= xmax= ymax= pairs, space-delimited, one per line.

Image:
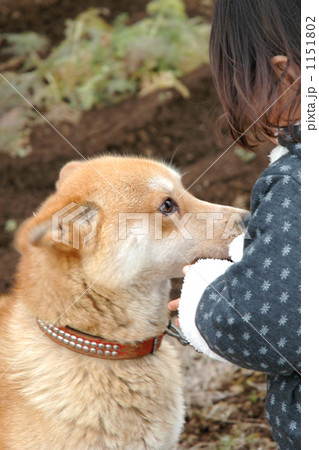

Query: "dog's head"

xmin=16 ymin=156 xmax=247 ymax=290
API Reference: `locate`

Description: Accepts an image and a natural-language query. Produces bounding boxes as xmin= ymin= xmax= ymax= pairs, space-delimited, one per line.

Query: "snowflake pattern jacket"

xmin=178 ymin=128 xmax=301 ymax=449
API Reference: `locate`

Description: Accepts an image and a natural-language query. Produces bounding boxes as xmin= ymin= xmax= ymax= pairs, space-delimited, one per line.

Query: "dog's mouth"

xmin=190 ymin=256 xmax=233 ymax=265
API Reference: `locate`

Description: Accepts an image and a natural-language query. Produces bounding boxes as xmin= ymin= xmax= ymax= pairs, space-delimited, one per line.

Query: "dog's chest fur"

xmin=1 ymin=306 xmax=184 ymax=450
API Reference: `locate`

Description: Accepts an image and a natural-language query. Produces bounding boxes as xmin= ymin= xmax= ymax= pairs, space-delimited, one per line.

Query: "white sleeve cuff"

xmin=268 ymin=145 xmax=289 ymax=165
xmin=228 ymin=233 xmax=245 ymax=262
xmin=178 ymin=258 xmax=232 ymax=362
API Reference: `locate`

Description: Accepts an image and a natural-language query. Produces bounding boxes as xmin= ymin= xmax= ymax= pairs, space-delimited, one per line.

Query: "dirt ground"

xmin=0 ymin=1 xmax=276 ymax=448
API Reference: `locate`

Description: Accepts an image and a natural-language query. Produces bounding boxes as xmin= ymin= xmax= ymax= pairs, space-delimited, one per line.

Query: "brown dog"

xmin=0 ymin=156 xmax=245 ymax=449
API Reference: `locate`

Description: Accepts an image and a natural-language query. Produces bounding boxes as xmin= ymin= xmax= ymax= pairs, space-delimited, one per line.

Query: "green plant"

xmin=0 ymin=32 xmax=49 ymax=58
xmin=234 ymin=146 xmax=256 ymax=163
xmin=0 ymin=0 xmax=210 ymax=156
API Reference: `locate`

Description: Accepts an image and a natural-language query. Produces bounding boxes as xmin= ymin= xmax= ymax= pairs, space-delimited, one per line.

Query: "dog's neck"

xmin=60 ymin=277 xmax=171 ymax=342
xmin=15 ymin=250 xmax=171 ymax=343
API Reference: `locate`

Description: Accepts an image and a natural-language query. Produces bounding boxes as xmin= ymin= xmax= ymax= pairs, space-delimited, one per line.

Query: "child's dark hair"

xmin=210 ymin=0 xmax=301 ymax=149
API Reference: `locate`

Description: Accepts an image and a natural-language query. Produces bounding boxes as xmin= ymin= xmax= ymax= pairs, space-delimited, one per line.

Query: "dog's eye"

xmin=160 ymin=198 xmax=176 ymax=215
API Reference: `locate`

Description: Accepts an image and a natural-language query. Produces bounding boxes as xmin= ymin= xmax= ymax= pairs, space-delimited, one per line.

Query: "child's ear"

xmin=56 ymin=160 xmax=83 ymax=190
xmin=271 ymin=55 xmax=299 ymax=85
xmin=15 ymin=201 xmax=99 ymax=255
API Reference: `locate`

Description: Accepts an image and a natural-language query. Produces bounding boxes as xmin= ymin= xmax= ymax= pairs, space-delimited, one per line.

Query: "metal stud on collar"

xmin=37 ymin=319 xmax=121 ymax=358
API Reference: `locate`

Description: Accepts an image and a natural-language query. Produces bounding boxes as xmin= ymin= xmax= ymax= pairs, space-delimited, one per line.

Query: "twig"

xmin=0 ymin=56 xmax=26 ymax=72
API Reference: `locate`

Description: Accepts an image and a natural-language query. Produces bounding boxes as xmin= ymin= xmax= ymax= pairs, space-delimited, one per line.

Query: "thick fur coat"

xmin=0 ymin=156 xmax=245 ymax=449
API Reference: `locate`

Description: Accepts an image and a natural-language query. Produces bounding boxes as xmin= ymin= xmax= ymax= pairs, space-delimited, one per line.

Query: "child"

xmin=168 ymin=1 xmax=301 ymax=448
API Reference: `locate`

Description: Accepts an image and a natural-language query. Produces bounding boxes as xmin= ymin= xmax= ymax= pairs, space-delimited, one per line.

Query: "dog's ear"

xmin=56 ymin=160 xmax=83 ymax=190
xmin=15 ymin=201 xmax=99 ymax=255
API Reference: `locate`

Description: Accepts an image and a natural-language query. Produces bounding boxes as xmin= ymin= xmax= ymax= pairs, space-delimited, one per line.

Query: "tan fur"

xmin=0 ymin=156 xmax=246 ymax=449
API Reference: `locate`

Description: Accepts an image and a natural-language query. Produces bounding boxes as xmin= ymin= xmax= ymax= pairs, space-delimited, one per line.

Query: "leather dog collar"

xmin=37 ymin=318 xmax=164 ymax=360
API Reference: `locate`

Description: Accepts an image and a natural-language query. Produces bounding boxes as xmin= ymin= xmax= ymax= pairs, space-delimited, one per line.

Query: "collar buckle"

xmin=152 ymin=336 xmax=160 ymax=354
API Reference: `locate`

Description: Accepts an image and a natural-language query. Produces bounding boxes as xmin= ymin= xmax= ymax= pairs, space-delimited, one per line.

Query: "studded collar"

xmin=37 ymin=318 xmax=164 ymax=360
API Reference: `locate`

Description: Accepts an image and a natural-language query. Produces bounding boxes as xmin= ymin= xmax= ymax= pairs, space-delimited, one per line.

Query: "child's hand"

xmin=168 ymin=298 xmax=180 ymax=327
xmin=168 ymin=297 xmax=180 ymax=312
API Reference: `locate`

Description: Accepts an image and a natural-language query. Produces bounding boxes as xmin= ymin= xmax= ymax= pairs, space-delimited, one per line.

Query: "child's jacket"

xmin=179 ymin=127 xmax=301 ymax=449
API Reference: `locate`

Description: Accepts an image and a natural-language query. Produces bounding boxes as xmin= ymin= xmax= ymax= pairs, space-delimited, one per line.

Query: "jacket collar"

xmin=278 ymin=125 xmax=301 ymax=158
